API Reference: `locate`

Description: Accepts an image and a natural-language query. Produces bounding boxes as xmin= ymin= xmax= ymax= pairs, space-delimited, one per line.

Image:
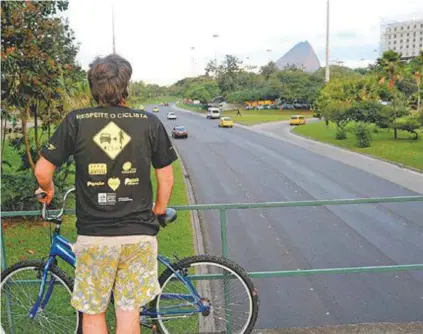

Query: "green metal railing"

xmin=2 ymin=195 xmax=423 ymax=332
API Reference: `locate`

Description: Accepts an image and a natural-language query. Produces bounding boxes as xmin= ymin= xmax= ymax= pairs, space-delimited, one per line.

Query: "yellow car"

xmin=153 ymin=106 xmax=159 ymax=112
xmin=219 ymin=117 xmax=234 ymax=128
xmin=290 ymin=115 xmax=306 ymax=125
xmin=139 ymin=104 xmax=145 ymax=111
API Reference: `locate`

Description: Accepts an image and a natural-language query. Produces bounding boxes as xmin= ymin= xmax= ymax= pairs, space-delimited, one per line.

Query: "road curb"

xmin=252 ymin=321 xmax=423 ymax=333
xmin=173 ymin=144 xmax=205 ymax=255
xmin=290 ymin=127 xmax=423 ymax=174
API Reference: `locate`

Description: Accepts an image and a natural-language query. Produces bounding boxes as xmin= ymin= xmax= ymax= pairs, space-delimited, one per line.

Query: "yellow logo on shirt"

xmin=87 ymin=181 xmax=105 ymax=187
xmin=124 ymin=177 xmax=139 ymax=186
xmin=108 ymin=177 xmax=121 ymax=191
xmin=122 ymin=161 xmax=136 ymax=174
xmin=88 ymin=163 xmax=107 ymax=175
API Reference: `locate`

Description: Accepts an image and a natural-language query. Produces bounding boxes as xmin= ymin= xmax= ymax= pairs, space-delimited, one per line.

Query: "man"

xmin=34 ymin=54 xmax=177 ymax=334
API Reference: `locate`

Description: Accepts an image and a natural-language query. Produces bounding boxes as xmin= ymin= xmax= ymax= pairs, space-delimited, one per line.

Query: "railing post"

xmin=219 ymin=209 xmax=232 ymax=334
xmin=1 ymin=220 xmax=7 ymax=271
xmin=220 ymin=209 xmax=228 ymax=258
xmin=1 ymin=220 xmax=15 ymax=333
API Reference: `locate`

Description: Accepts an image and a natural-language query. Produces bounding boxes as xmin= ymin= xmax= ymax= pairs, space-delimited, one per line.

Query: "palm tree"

xmin=409 ymin=50 xmax=423 ymax=111
xmin=376 ymin=50 xmax=405 ymax=139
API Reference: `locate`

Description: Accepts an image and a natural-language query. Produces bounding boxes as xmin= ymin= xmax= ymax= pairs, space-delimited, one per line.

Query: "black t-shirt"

xmin=41 ymin=106 xmax=178 ymax=236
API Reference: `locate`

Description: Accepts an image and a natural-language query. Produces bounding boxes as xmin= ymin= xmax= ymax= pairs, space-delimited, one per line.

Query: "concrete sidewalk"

xmin=253 ymin=322 xmax=423 ymax=333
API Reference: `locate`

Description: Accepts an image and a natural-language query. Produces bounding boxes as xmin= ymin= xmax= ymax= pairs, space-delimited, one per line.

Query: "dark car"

xmin=172 ymin=126 xmax=188 ymax=139
xmin=164 ymin=102 xmax=169 ymax=107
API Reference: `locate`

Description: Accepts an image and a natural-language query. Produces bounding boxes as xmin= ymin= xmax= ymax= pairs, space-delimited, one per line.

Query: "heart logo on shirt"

xmin=108 ymin=177 xmax=120 ymax=191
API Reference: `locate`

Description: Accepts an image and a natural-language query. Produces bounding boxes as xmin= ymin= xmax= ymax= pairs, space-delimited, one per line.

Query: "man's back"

xmin=41 ymin=105 xmax=176 ymax=236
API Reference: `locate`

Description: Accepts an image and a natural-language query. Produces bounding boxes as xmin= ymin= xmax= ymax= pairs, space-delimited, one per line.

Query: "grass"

xmin=293 ymin=121 xmax=423 ymax=171
xmin=177 ymin=103 xmax=314 ymax=125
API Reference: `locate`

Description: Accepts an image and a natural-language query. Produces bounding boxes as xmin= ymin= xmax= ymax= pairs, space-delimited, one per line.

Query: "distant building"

xmin=380 ymin=18 xmax=423 ymax=60
xmin=275 ymin=41 xmax=321 ymax=73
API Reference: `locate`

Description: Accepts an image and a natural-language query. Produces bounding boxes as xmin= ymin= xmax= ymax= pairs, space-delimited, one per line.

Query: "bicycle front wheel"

xmin=1 ymin=259 xmax=80 ymax=334
xmin=151 ymin=255 xmax=259 ymax=334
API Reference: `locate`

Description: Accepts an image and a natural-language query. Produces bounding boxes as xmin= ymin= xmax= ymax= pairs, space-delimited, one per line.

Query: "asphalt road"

xmin=151 ymin=105 xmax=423 ymax=329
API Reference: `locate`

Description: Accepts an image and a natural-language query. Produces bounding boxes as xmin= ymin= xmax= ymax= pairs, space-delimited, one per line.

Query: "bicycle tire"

xmin=150 ymin=255 xmax=259 ymax=334
xmin=1 ymin=259 xmax=82 ymax=334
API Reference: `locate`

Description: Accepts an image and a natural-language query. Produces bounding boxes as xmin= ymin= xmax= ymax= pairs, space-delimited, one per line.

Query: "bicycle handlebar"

xmin=37 ymin=187 xmax=177 ymax=227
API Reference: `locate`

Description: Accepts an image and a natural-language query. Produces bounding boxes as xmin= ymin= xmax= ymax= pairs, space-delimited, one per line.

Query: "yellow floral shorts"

xmin=71 ymin=237 xmax=160 ymax=314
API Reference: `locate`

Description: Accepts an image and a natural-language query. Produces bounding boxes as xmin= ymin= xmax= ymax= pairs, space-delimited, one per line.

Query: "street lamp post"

xmin=325 ymin=0 xmax=330 ymax=83
xmin=191 ymin=47 xmax=196 ymax=77
xmin=213 ymin=34 xmax=219 ymax=66
xmin=112 ymin=5 xmax=116 ymax=54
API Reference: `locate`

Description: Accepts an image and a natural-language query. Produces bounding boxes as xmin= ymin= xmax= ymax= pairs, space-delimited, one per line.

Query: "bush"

xmin=335 ymin=125 xmax=347 ymax=140
xmin=1 ymin=137 xmax=75 ymax=212
xmin=354 ymin=122 xmax=372 ymax=148
xmin=391 ymin=115 xmax=420 ymax=140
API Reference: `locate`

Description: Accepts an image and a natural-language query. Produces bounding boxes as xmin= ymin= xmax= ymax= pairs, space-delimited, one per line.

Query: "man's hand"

xmin=153 ymin=204 xmax=166 ymax=216
xmin=35 ymin=185 xmax=55 ymax=205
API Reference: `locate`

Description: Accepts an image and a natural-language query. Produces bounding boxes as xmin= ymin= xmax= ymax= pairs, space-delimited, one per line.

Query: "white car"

xmin=206 ymin=107 xmax=220 ymax=119
xmin=167 ymin=112 xmax=177 ymax=120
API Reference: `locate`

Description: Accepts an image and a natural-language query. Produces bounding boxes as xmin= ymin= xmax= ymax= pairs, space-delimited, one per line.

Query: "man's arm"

xmin=153 ymin=164 xmax=174 ymax=216
xmin=149 ymin=117 xmax=178 ymax=215
xmin=36 ymin=113 xmax=76 ymax=204
xmin=34 ymin=156 xmax=57 ymax=204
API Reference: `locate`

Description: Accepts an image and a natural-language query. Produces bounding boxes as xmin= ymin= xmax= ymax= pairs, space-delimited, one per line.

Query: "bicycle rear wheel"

xmin=1 ymin=259 xmax=80 ymax=334
xmin=150 ymin=255 xmax=259 ymax=334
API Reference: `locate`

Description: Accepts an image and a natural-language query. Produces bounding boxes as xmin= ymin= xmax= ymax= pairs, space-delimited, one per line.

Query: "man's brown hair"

xmin=87 ymin=54 xmax=132 ymax=106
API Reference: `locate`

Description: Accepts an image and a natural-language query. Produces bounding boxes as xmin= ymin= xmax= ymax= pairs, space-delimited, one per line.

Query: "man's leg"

xmin=115 ymin=309 xmax=140 ymax=334
xmin=71 ymin=242 xmax=120 ymax=334
xmin=83 ymin=313 xmax=108 ymax=334
xmin=114 ymin=238 xmax=161 ymax=334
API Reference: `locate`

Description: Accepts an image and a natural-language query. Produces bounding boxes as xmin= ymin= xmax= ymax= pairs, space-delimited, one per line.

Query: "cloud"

xmin=66 ymin=0 xmax=423 ymax=85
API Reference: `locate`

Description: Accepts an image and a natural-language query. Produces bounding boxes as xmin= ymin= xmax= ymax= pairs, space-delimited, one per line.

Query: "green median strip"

xmin=176 ymin=103 xmax=313 ymax=126
xmin=293 ymin=121 xmax=423 ymax=171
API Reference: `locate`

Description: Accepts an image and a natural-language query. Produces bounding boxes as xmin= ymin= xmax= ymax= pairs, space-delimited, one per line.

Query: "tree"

xmin=273 ymin=69 xmax=323 ymax=104
xmin=376 ymin=50 xmax=405 ymax=139
xmin=408 ymin=50 xmax=423 ymax=111
xmin=314 ymin=65 xmax=361 ymax=81
xmin=184 ymin=79 xmax=220 ymax=104
xmin=390 ymin=115 xmax=420 ymax=140
xmin=259 ymin=61 xmax=279 ymax=80
xmin=1 ymin=0 xmax=79 ymax=170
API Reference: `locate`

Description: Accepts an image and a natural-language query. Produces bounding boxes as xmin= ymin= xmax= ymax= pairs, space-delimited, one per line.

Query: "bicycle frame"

xmin=29 ymin=230 xmax=209 ymax=320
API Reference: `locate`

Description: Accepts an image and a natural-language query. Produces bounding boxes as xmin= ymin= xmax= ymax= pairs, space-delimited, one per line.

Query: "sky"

xmin=66 ymin=0 xmax=423 ymax=86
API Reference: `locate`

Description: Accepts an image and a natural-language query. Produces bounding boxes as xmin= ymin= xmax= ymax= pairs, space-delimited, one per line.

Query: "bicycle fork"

xmin=28 ymin=257 xmax=56 ymax=319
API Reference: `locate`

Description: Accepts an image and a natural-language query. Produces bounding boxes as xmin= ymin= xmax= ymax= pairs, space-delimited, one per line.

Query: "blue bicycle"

xmin=1 ymin=188 xmax=259 ymax=333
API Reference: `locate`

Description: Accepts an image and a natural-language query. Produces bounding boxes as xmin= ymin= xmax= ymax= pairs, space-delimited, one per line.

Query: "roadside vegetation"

xmin=294 ymin=121 xmax=423 ymax=171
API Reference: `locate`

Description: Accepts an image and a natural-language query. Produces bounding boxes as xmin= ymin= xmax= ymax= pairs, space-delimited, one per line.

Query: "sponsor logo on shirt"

xmin=88 ymin=163 xmax=107 ymax=175
xmin=118 ymin=197 xmax=133 ymax=202
xmin=122 ymin=161 xmax=137 ymax=174
xmin=87 ymin=181 xmax=105 ymax=187
xmin=108 ymin=177 xmax=121 ymax=191
xmin=98 ymin=193 xmax=116 ymax=205
xmin=124 ymin=177 xmax=139 ymax=186
xmin=92 ymin=121 xmax=131 ymax=160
